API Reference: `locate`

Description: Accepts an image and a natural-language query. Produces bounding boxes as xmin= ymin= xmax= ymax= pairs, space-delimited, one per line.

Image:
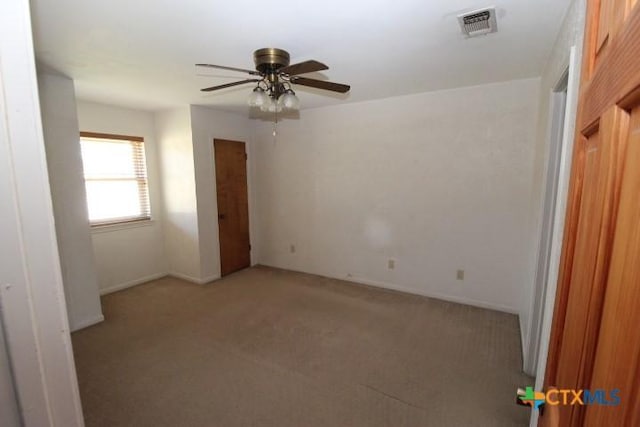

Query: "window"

xmin=79 ymin=132 xmax=151 ymax=226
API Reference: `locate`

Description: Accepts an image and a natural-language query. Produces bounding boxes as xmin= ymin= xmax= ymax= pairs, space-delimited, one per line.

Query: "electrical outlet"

xmin=290 ymin=244 xmax=296 ymax=254
xmin=388 ymin=259 xmax=395 ymax=270
xmin=456 ymin=269 xmax=465 ymax=281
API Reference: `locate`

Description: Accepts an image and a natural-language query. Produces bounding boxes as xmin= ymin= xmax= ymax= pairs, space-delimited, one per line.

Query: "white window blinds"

xmin=80 ymin=133 xmax=151 ymax=226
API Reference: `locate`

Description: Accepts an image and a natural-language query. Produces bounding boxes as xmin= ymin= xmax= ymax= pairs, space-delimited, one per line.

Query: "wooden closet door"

xmin=214 ymin=139 xmax=251 ymax=276
xmin=543 ymin=0 xmax=640 ymax=425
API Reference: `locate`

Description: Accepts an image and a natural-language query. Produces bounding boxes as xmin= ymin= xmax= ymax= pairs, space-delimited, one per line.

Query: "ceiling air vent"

xmin=458 ymin=7 xmax=498 ymax=38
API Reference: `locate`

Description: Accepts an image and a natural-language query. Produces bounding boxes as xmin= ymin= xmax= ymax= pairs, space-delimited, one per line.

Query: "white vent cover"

xmin=458 ymin=7 xmax=498 ymax=37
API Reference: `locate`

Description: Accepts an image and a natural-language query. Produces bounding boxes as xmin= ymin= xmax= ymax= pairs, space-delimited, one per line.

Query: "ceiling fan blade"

xmin=279 ymin=60 xmax=328 ymax=76
xmin=196 ymin=63 xmax=261 ymax=76
xmin=201 ymin=79 xmax=260 ymax=92
xmin=290 ymin=77 xmax=350 ymax=93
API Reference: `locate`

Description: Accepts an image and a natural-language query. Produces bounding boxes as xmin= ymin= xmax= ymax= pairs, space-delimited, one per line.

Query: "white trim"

xmin=524 ymin=76 xmax=569 ymax=375
xmin=99 ymin=272 xmax=168 ymax=295
xmin=169 ymin=271 xmax=220 ymax=285
xmin=199 ymin=274 xmax=221 ymax=284
xmin=530 ymin=46 xmax=582 ymax=426
xmin=519 ymin=311 xmax=528 ymax=367
xmin=0 ymin=0 xmax=84 ymax=425
xmin=90 ymin=218 xmax=156 ymax=234
xmin=70 ymin=315 xmax=105 ymax=332
xmin=346 ymin=275 xmax=519 ymax=314
xmin=259 ymin=264 xmax=518 ymax=314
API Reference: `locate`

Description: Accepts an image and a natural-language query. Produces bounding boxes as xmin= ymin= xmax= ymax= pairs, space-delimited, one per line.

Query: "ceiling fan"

xmin=196 ymin=48 xmax=350 ymax=112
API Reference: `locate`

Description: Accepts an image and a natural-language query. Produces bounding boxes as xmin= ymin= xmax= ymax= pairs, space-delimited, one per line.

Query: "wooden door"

xmin=543 ymin=1 xmax=640 ymax=425
xmin=214 ymin=139 xmax=250 ymax=276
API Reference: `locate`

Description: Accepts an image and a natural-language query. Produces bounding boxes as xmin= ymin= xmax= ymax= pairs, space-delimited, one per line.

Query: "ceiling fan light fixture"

xmin=248 ymin=87 xmax=268 ymax=107
xmin=261 ymin=98 xmax=283 ymax=113
xmin=278 ymin=89 xmax=300 ymax=110
xmin=198 ymin=48 xmax=350 ymax=115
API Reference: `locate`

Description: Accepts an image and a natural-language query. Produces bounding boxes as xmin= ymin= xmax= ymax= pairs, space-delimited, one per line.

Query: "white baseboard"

xmin=259 ymin=263 xmax=518 ymax=314
xmin=99 ymin=272 xmax=168 ymax=295
xmin=169 ymin=271 xmax=220 ymax=285
xmin=70 ymin=314 xmax=104 ymax=332
xmin=346 ymin=275 xmax=519 ymax=314
xmin=199 ymin=274 xmax=220 ymax=284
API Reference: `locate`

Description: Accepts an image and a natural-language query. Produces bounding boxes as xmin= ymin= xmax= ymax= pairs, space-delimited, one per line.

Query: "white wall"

xmin=190 ymin=105 xmax=258 ymax=281
xmin=38 ymin=73 xmax=104 ymax=331
xmin=253 ymin=78 xmax=540 ymax=314
xmin=155 ymin=107 xmax=202 ymax=281
xmin=76 ymin=101 xmax=168 ymax=294
xmin=0 ymin=0 xmax=84 ymax=422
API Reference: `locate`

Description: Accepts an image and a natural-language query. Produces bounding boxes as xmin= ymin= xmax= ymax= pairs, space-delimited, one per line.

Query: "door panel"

xmin=585 ymin=106 xmax=640 ymax=426
xmin=214 ymin=139 xmax=250 ymax=276
xmin=595 ymin=0 xmax=613 ymax=58
xmin=593 ymin=0 xmax=635 ymax=71
xmin=581 ymin=2 xmax=640 ymax=125
xmin=543 ymin=0 xmax=640 ymax=426
xmin=555 ymin=130 xmax=601 ymax=399
xmin=552 ymin=108 xmax=628 ymax=425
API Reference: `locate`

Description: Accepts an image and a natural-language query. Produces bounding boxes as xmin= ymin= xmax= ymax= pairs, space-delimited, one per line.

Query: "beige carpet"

xmin=72 ymin=266 xmax=533 ymax=426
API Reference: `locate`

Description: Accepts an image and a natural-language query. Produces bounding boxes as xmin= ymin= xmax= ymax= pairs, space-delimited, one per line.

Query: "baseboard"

xmin=99 ymin=272 xmax=168 ymax=295
xmin=520 ymin=316 xmax=534 ymax=375
xmin=258 ymin=263 xmax=518 ymax=314
xmin=345 ymin=275 xmax=519 ymax=314
xmin=169 ymin=271 xmax=220 ymax=285
xmin=198 ymin=274 xmax=220 ymax=284
xmin=70 ymin=314 xmax=105 ymax=332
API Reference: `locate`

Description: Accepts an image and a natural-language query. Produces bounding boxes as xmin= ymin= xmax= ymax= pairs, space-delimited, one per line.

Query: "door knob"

xmin=218 ymin=213 xmax=226 ymax=220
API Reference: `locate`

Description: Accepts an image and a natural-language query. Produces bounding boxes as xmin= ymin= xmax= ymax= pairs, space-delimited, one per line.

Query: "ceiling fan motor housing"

xmin=253 ymin=48 xmax=290 ymax=74
xmin=197 ymin=48 xmax=349 ymax=97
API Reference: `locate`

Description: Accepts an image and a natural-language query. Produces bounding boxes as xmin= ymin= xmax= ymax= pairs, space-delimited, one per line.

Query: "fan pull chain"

xmin=273 ymin=107 xmax=278 ymax=139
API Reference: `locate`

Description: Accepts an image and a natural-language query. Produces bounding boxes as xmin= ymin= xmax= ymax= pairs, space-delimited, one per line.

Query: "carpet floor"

xmin=72 ymin=266 xmax=533 ymax=426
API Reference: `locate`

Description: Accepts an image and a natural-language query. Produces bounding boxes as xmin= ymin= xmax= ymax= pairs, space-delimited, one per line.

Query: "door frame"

xmin=527 ymin=45 xmax=582 ymax=427
xmin=527 ymin=46 xmax=582 ymax=427
xmin=526 ymin=72 xmax=569 ymax=375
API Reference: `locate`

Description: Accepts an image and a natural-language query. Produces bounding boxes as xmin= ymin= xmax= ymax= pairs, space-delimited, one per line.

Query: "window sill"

xmin=90 ymin=219 xmax=156 ymax=234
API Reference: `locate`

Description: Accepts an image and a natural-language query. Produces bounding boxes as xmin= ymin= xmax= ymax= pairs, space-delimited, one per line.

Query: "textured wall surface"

xmin=253 ymin=78 xmax=540 ymax=314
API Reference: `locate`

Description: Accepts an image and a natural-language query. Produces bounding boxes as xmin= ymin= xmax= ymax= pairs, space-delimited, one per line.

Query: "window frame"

xmin=79 ymin=131 xmax=152 ymax=227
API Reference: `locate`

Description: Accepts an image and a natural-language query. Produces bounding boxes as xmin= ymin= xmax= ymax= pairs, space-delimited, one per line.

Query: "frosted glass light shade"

xmin=278 ymin=91 xmax=300 ymax=110
xmin=248 ymin=88 xmax=268 ymax=107
xmin=261 ymin=98 xmax=282 ymax=113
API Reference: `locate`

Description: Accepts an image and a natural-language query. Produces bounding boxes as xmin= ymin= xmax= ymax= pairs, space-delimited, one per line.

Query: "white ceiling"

xmin=31 ymin=0 xmax=571 ymax=113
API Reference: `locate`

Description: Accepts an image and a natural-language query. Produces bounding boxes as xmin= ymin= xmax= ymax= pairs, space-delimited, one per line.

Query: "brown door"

xmin=214 ymin=139 xmax=250 ymax=276
xmin=543 ymin=1 xmax=640 ymax=426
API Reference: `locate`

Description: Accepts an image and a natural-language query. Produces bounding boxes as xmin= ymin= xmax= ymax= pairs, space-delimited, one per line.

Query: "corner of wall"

xmin=155 ymin=107 xmax=202 ymax=280
xmin=189 ymin=105 xmax=256 ymax=281
xmin=37 ymin=72 xmax=104 ymax=331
